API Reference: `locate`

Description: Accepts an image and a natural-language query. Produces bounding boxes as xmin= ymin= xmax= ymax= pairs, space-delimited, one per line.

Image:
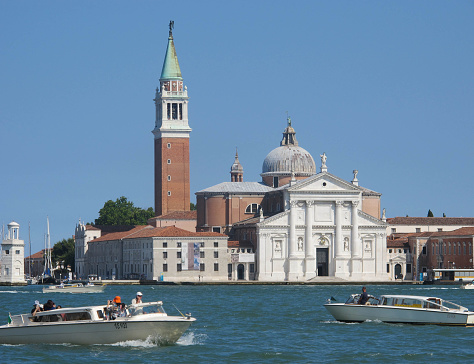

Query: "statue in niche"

xmin=297 ymin=237 xmax=304 ymax=252
xmin=274 ymin=241 xmax=281 ymax=252
xmin=364 ymin=241 xmax=372 ymax=252
xmin=344 ymin=237 xmax=349 ymax=251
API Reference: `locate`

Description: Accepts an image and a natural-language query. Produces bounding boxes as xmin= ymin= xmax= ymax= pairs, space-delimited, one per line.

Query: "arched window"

xmin=245 ymin=203 xmax=261 ymax=214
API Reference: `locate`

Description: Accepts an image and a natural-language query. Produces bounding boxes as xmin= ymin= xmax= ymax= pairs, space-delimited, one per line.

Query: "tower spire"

xmin=161 ymin=20 xmax=182 ymax=81
xmin=230 ymin=148 xmax=244 ymax=182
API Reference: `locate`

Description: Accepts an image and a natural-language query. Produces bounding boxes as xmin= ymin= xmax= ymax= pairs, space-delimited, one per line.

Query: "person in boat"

xmin=106 ymin=296 xmax=122 ymax=320
xmin=31 ymin=300 xmax=44 ymax=316
xmin=357 ymin=287 xmax=369 ymax=305
xmin=43 ymin=300 xmax=56 ymax=311
xmin=132 ymin=292 xmax=143 ymax=304
xmin=118 ymin=303 xmax=127 ymax=317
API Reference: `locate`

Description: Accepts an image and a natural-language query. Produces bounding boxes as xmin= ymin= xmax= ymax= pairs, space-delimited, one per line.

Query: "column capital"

xmin=351 ymin=200 xmax=359 ymax=207
xmin=306 ymin=200 xmax=316 ymax=207
xmin=290 ymin=200 xmax=298 ymax=208
xmin=335 ymin=200 xmax=344 ymax=207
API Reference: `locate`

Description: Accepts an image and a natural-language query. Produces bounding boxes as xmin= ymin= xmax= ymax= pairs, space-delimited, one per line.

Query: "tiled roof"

xmin=196 ymin=182 xmax=274 ymax=194
xmin=387 ymin=217 xmax=474 ymax=225
xmin=228 ymin=240 xmax=254 ymax=248
xmin=85 ymin=225 xmax=100 ymax=231
xmin=432 ymin=227 xmax=474 ymax=237
xmin=154 ymin=210 xmax=197 ymax=220
xmin=387 ymin=239 xmax=410 ymax=248
xmin=90 ymin=225 xmax=226 ymax=243
xmin=25 ymin=249 xmax=50 ymax=259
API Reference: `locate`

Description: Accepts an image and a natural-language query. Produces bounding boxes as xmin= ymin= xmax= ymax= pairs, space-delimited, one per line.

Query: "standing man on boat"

xmin=358 ymin=287 xmax=369 ymax=305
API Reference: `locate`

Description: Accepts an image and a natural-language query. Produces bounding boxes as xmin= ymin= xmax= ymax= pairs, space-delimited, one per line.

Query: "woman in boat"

xmin=43 ymin=300 xmax=56 ymax=311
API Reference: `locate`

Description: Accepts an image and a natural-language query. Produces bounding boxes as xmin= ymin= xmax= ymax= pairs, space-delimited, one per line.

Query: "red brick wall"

xmin=154 ymin=137 xmax=190 ymax=216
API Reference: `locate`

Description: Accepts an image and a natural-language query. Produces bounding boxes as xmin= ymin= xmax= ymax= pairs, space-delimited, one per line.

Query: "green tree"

xmin=427 ymin=209 xmax=434 ymax=217
xmin=52 ymin=238 xmax=75 ymax=273
xmin=190 ymin=202 xmax=197 ymax=211
xmin=95 ymin=196 xmax=155 ymax=225
xmin=443 ymin=213 xmax=446 ymax=217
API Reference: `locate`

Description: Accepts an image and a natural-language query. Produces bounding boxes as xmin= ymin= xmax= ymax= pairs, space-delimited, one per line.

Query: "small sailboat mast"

xmin=43 ymin=216 xmax=53 ymax=278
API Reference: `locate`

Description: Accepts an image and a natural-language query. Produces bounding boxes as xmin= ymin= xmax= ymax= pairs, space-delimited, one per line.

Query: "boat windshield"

xmin=345 ymin=294 xmax=380 ymax=305
xmin=129 ymin=303 xmax=165 ymax=316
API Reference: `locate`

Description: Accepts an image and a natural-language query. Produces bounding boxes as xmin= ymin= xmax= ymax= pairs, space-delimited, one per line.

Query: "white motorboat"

xmin=324 ymin=294 xmax=474 ymax=326
xmin=460 ymin=282 xmax=474 ymax=289
xmin=0 ymin=301 xmax=195 ymax=345
xmin=42 ymin=282 xmax=106 ymax=293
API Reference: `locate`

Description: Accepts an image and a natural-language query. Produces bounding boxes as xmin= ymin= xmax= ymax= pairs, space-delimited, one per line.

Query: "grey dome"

xmin=261 ymin=145 xmax=316 ymax=176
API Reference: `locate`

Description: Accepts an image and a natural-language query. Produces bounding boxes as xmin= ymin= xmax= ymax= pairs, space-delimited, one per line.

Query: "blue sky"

xmin=1 ymin=1 xmax=473 ymax=254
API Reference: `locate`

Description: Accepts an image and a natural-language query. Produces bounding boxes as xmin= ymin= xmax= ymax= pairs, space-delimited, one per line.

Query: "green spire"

xmin=160 ymin=21 xmax=182 ymax=80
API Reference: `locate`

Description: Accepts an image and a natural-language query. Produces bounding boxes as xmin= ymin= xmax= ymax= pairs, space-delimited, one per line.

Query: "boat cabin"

xmin=7 ymin=301 xmax=166 ymax=327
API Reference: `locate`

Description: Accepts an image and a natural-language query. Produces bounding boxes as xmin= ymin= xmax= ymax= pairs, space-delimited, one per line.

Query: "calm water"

xmin=0 ymin=284 xmax=473 ymax=363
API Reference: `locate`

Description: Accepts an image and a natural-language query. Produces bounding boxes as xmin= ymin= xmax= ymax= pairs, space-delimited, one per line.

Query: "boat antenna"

xmin=172 ymin=303 xmax=186 ymax=318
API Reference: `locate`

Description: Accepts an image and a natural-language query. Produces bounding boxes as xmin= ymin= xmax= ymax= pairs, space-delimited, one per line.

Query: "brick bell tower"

xmin=152 ymin=21 xmax=191 ymax=216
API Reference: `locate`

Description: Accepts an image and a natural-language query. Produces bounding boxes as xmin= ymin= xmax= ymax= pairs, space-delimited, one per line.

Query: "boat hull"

xmin=42 ymin=285 xmax=106 ymax=293
xmin=0 ymin=317 xmax=194 ymax=345
xmin=324 ymin=303 xmax=474 ymax=326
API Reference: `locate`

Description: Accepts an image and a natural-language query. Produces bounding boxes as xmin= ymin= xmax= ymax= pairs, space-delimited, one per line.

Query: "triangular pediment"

xmin=358 ymin=210 xmax=387 ymax=227
xmin=258 ymin=210 xmax=289 ymax=227
xmin=288 ymin=172 xmax=360 ymax=193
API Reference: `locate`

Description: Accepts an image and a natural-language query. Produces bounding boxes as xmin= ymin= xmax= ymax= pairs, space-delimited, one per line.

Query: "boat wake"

xmin=177 ymin=331 xmax=207 ymax=346
xmin=105 ymin=337 xmax=158 ymax=348
xmin=321 ymin=320 xmax=358 ymax=325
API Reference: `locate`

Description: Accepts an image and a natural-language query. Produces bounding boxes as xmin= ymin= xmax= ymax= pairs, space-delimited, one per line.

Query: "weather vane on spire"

xmin=169 ymin=20 xmax=174 ymax=36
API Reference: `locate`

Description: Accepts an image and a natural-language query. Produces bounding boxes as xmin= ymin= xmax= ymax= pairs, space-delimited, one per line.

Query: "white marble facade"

xmin=256 ymin=172 xmax=388 ymax=281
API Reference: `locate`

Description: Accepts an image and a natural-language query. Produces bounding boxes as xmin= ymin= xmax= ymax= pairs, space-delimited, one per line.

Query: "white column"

xmin=305 ymin=201 xmax=314 ymax=257
xmin=351 ymin=201 xmax=360 ymax=257
xmin=335 ymin=201 xmax=343 ymax=257
xmin=289 ymin=201 xmax=297 ymax=258
xmin=305 ymin=201 xmax=315 ymax=277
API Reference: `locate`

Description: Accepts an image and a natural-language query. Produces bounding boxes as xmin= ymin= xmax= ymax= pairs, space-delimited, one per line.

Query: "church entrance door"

xmin=237 ymin=264 xmax=245 ymax=280
xmin=395 ymin=264 xmax=402 ymax=279
xmin=317 ymin=248 xmax=328 ymax=276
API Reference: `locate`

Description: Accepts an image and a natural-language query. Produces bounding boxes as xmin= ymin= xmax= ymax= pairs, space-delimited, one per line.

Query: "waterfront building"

xmin=75 ymin=222 xmax=101 ymax=279
xmin=24 ymin=249 xmax=51 ymax=278
xmin=0 ymin=221 xmax=26 ymax=284
xmin=386 ymin=237 xmax=414 ymax=281
xmin=386 ymin=217 xmax=474 ymax=237
xmin=80 ymin=225 xmax=229 ymax=282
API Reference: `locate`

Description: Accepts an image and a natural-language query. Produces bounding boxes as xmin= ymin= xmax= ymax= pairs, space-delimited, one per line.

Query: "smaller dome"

xmin=8 ymin=221 xmax=20 ymax=227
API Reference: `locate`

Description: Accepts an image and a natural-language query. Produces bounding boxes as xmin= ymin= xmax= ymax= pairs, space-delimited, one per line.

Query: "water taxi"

xmin=42 ymin=282 xmax=106 ymax=293
xmin=0 ymin=301 xmax=195 ymax=345
xmin=324 ymin=294 xmax=474 ymax=326
xmin=460 ymin=282 xmax=474 ymax=289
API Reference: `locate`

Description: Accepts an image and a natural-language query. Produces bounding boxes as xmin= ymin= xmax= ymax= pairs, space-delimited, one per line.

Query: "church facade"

xmin=200 ymin=120 xmax=389 ymax=282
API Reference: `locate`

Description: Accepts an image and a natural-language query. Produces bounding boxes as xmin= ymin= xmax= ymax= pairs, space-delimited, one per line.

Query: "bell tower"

xmin=153 ymin=21 xmax=191 ymax=216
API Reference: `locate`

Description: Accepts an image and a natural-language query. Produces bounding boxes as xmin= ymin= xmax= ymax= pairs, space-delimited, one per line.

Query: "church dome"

xmin=261 ymin=117 xmax=316 ymax=177
xmin=261 ymin=145 xmax=316 ymax=176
